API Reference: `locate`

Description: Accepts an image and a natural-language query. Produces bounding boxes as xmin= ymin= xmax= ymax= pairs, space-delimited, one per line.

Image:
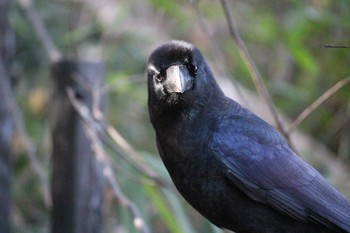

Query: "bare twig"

xmin=324 ymin=45 xmax=350 ymax=49
xmin=111 ymin=156 xmax=163 ymax=187
xmin=288 ymin=76 xmax=350 ymax=134
xmin=67 ymin=88 xmax=150 ymax=233
xmin=72 ymin=74 xmax=168 ymax=187
xmin=68 ymin=77 xmax=173 ymax=188
xmin=189 ymin=0 xmax=250 ymax=108
xmin=0 ymin=56 xmax=52 ymax=207
xmin=102 ymin=134 xmax=172 ymax=188
xmin=17 ymin=0 xmax=62 ymax=62
xmin=103 ymin=121 xmax=159 ymax=177
xmin=219 ymin=0 xmax=292 ymax=145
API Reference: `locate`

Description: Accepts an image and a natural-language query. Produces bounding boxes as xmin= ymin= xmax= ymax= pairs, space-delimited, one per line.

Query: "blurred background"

xmin=2 ymin=0 xmax=350 ymax=232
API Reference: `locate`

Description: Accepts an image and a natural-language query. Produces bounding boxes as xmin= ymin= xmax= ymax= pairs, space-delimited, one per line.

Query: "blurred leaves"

xmin=27 ymin=87 xmax=48 ymax=116
xmin=284 ymin=6 xmax=321 ymax=78
xmin=9 ymin=0 xmax=350 ymax=232
xmin=145 ymin=186 xmax=183 ymax=233
xmin=149 ymin=0 xmax=188 ymax=23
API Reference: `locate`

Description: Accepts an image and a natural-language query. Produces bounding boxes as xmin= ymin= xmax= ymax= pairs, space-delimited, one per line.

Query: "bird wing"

xmin=210 ymin=113 xmax=350 ymax=231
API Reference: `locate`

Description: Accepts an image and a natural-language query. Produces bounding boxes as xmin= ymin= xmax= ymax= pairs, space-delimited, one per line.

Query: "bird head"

xmin=147 ymin=40 xmax=221 ymax=123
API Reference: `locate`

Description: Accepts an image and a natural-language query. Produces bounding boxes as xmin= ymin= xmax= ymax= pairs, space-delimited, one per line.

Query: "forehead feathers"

xmin=148 ymin=40 xmax=195 ymax=70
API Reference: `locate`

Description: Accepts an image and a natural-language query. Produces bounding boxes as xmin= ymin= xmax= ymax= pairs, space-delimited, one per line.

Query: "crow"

xmin=147 ymin=40 xmax=350 ymax=233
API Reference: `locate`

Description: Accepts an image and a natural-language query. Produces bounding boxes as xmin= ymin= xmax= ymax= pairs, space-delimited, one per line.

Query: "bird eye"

xmin=155 ymin=74 xmax=164 ymax=83
xmin=192 ymin=65 xmax=198 ymax=75
xmin=188 ymin=64 xmax=198 ymax=76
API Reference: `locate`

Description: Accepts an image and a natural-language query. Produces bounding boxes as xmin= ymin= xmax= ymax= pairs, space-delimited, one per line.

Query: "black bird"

xmin=147 ymin=40 xmax=350 ymax=233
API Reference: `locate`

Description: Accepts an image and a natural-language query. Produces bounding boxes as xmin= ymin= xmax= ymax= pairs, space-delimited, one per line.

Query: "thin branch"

xmin=67 ymin=88 xmax=150 ymax=233
xmin=219 ymin=0 xmax=292 ymax=144
xmin=189 ymin=0 xmax=251 ymax=108
xmin=324 ymin=45 xmax=350 ymax=49
xmin=288 ymin=76 xmax=350 ymax=134
xmin=97 ymin=110 xmax=170 ymax=187
xmin=17 ymin=0 xmax=62 ymax=63
xmin=110 ymin=156 xmax=164 ymax=187
xmin=0 ymin=56 xmax=52 ymax=207
xmin=103 ymin=121 xmax=159 ymax=178
xmin=66 ymin=79 xmax=172 ymax=189
xmin=102 ymin=135 xmax=172 ymax=189
xmin=71 ymin=73 xmax=168 ymax=187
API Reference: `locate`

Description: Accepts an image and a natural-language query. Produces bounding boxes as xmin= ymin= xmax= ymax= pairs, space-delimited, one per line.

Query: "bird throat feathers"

xmin=149 ymin=90 xmax=207 ymax=129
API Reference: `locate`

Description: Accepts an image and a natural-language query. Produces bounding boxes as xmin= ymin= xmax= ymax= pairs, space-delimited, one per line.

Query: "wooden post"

xmin=0 ymin=0 xmax=14 ymax=231
xmin=50 ymin=60 xmax=105 ymax=233
xmin=0 ymin=56 xmax=12 ymax=233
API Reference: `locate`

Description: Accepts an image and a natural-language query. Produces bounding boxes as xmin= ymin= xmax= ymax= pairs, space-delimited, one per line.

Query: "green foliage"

xmin=149 ymin=0 xmax=189 ymax=23
xmin=145 ymin=186 xmax=184 ymax=233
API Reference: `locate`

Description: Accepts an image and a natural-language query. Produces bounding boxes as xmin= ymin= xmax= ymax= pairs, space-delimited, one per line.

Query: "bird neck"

xmin=150 ymin=86 xmax=223 ymax=132
xmin=150 ymin=99 xmax=202 ymax=131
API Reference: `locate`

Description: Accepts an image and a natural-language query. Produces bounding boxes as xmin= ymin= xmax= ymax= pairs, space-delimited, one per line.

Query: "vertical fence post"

xmin=0 ymin=56 xmax=12 ymax=233
xmin=50 ymin=59 xmax=105 ymax=233
xmin=0 ymin=0 xmax=14 ymax=231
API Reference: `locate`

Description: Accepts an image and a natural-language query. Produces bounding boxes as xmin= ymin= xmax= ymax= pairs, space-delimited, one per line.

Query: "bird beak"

xmin=165 ymin=65 xmax=193 ymax=93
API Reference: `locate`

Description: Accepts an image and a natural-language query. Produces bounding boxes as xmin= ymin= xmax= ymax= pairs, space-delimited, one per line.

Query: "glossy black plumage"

xmin=147 ymin=40 xmax=350 ymax=233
